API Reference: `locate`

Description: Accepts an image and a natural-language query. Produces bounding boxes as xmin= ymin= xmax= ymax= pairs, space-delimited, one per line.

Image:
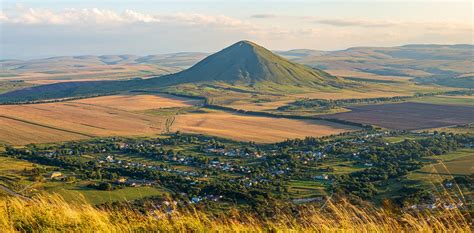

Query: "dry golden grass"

xmin=0 ymin=194 xmax=470 ymax=232
xmin=291 ymin=90 xmax=409 ymax=100
xmin=439 ymin=95 xmax=474 ymax=99
xmin=227 ymin=99 xmax=294 ymax=111
xmin=172 ymin=111 xmax=356 ymax=143
xmin=73 ymin=94 xmax=202 ymax=111
xmin=326 ymin=69 xmax=415 ymax=80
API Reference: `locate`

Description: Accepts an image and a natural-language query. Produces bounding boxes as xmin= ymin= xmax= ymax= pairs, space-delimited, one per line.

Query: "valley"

xmin=0 ymin=40 xmax=472 ymax=231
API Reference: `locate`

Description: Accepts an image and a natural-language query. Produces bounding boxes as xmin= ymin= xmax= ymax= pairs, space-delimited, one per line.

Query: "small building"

xmin=106 ymin=155 xmax=114 ymax=163
xmin=50 ymin=172 xmax=63 ymax=179
xmin=315 ymin=174 xmax=329 ymax=180
xmin=117 ymin=177 xmax=127 ymax=184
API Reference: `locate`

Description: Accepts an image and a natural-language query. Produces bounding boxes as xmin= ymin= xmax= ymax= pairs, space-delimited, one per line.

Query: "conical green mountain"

xmin=0 ymin=41 xmax=343 ymax=103
xmin=162 ymin=40 xmax=340 ymax=88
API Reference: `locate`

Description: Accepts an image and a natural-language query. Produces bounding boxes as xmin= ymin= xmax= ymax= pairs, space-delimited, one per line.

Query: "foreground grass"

xmin=0 ymin=194 xmax=470 ymax=232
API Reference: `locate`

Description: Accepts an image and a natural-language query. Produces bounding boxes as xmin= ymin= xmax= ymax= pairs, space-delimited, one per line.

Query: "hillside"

xmin=160 ymin=41 xmax=340 ymax=89
xmin=0 ymin=41 xmax=343 ymax=103
xmin=277 ymin=44 xmax=474 ymax=88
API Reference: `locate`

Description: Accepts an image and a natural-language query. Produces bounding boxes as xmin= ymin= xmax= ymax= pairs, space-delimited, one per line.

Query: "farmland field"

xmin=322 ymin=102 xmax=474 ymax=130
xmin=41 ymin=182 xmax=166 ymax=205
xmin=413 ymin=95 xmax=474 ymax=106
xmin=172 ymin=110 xmax=358 ymax=143
xmin=0 ymin=94 xmax=358 ymax=145
xmin=420 ymin=149 xmax=474 ymax=176
xmin=72 ymin=94 xmax=202 ymax=111
xmin=0 ymin=95 xmax=200 ymax=145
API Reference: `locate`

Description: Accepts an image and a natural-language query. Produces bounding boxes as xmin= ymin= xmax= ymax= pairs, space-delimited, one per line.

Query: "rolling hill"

xmin=0 ymin=41 xmax=344 ymax=103
xmin=277 ymin=44 xmax=474 ymax=88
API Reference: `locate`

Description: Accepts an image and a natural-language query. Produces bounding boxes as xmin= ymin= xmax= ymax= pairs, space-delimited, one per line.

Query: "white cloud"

xmin=2 ymin=7 xmax=148 ymax=25
xmin=1 ymin=6 xmax=472 ymax=59
xmin=314 ymin=18 xmax=398 ymax=28
xmin=0 ymin=6 xmax=251 ymax=28
xmin=250 ymin=14 xmax=277 ymax=19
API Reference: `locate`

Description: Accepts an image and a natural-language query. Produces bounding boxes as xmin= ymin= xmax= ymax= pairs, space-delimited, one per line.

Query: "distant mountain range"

xmin=0 ymin=53 xmax=208 ymax=72
xmin=0 ymin=41 xmax=344 ymax=102
xmin=0 ymin=43 xmax=472 ymax=103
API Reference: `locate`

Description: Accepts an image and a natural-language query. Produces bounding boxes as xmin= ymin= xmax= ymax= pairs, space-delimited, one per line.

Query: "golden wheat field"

xmin=0 ymin=94 xmax=356 ymax=145
xmin=72 ymin=94 xmax=202 ymax=111
xmin=0 ymin=95 xmax=186 ymax=145
xmin=172 ymin=111 xmax=357 ymax=143
xmin=0 ymin=116 xmax=89 ymax=145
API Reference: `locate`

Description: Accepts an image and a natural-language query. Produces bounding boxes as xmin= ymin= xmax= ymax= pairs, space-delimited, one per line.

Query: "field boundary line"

xmin=0 ymin=115 xmax=94 ymax=138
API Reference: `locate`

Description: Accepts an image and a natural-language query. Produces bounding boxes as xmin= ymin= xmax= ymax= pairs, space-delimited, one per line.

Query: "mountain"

xmin=0 ymin=41 xmax=344 ymax=103
xmin=160 ymin=40 xmax=339 ymax=88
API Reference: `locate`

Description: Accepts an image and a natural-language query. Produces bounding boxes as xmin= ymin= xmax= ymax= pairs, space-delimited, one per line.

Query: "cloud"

xmin=1 ymin=6 xmax=472 ymax=59
xmin=1 ymin=7 xmax=159 ymax=25
xmin=0 ymin=6 xmax=249 ymax=29
xmin=250 ymin=14 xmax=276 ymax=19
xmin=314 ymin=18 xmax=398 ymax=28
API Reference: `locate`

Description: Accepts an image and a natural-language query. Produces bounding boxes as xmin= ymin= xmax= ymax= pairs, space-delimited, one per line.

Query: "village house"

xmin=50 ymin=171 xmax=63 ymax=179
xmin=315 ymin=174 xmax=329 ymax=180
xmin=117 ymin=177 xmax=127 ymax=184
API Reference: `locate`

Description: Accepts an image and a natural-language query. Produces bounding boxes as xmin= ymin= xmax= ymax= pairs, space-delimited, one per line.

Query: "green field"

xmin=419 ymin=149 xmax=474 ymax=176
xmin=0 ymin=157 xmax=41 ymax=189
xmin=286 ymin=180 xmax=327 ymax=199
xmin=41 ymin=182 xmax=167 ymax=205
xmin=375 ymin=148 xmax=473 ymax=202
xmin=0 ymin=81 xmax=33 ymax=94
xmin=413 ymin=96 xmax=474 ymax=106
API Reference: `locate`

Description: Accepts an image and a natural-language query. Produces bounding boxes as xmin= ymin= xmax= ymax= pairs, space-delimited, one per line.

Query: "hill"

xmin=277 ymin=44 xmax=474 ymax=88
xmin=0 ymin=41 xmax=343 ymax=103
xmin=161 ymin=40 xmax=340 ymax=89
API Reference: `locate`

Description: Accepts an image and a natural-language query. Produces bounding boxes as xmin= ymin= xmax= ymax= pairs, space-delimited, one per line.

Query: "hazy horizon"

xmin=1 ymin=0 xmax=473 ymax=59
xmin=2 ymin=41 xmax=473 ymax=60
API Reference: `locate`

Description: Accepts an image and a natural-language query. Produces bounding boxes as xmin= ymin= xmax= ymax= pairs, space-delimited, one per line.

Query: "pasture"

xmin=413 ymin=95 xmax=474 ymax=106
xmin=172 ymin=110 xmax=357 ymax=143
xmin=322 ymin=102 xmax=474 ymax=130
xmin=41 ymin=182 xmax=166 ymax=205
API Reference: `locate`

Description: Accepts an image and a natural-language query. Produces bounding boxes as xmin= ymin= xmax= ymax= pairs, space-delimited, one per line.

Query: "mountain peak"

xmin=161 ymin=40 xmax=341 ymax=90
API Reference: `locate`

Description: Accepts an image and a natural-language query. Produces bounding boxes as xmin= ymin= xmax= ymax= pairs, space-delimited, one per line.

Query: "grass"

xmin=413 ymin=96 xmax=474 ymax=106
xmin=418 ymin=124 xmax=474 ymax=135
xmin=286 ymin=180 xmax=327 ymax=198
xmin=0 ymin=157 xmax=39 ymax=189
xmin=0 ymin=81 xmax=33 ymax=94
xmin=41 ymin=182 xmax=166 ymax=205
xmin=421 ymin=149 xmax=474 ymax=176
xmin=379 ymin=149 xmax=474 ymax=203
xmin=384 ymin=135 xmax=422 ymax=143
xmin=0 ymin=194 xmax=470 ymax=232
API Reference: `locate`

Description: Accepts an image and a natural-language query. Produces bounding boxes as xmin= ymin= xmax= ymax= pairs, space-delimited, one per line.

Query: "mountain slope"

xmin=0 ymin=41 xmax=342 ymax=103
xmin=161 ymin=40 xmax=339 ymax=88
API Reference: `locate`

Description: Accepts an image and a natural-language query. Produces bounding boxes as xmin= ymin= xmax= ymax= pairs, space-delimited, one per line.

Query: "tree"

xmin=98 ymin=182 xmax=112 ymax=191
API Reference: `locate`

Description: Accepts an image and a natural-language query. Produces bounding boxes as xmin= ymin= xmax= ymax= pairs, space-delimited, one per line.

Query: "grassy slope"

xmin=0 ymin=194 xmax=470 ymax=232
xmin=0 ymin=41 xmax=346 ymax=103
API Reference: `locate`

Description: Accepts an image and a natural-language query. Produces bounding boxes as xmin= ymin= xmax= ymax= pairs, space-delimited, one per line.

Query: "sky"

xmin=1 ymin=0 xmax=473 ymax=59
